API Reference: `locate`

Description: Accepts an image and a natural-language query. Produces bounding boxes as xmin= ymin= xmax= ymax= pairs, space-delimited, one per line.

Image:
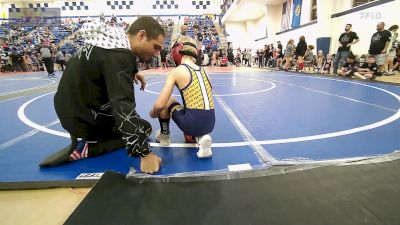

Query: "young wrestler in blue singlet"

xmin=149 ymin=36 xmax=215 ymax=158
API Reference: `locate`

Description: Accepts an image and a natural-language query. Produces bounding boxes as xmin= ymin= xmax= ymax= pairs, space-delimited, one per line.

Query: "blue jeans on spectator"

xmin=333 ymin=50 xmax=349 ymax=74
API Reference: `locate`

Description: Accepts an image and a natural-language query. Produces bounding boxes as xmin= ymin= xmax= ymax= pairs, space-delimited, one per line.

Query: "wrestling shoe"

xmin=196 ymin=135 xmax=212 ymax=158
xmin=155 ymin=129 xmax=170 ymax=146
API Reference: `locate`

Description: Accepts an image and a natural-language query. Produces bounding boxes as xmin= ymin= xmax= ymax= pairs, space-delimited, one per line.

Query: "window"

xmin=353 ymin=0 xmax=376 ymax=7
xmin=310 ymin=0 xmax=317 ymax=21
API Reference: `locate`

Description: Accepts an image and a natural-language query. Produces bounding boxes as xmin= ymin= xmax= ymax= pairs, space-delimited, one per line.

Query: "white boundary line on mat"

xmin=17 ymin=75 xmax=400 ymax=152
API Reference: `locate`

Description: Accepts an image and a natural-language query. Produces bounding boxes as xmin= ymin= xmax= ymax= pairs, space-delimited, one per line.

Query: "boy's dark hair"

xmin=346 ymin=24 xmax=352 ymax=27
xmin=127 ymin=16 xmax=165 ymax=40
xmin=193 ymin=24 xmax=200 ymax=30
xmin=368 ymin=55 xmax=375 ymax=59
xmin=347 ymin=54 xmax=356 ymax=60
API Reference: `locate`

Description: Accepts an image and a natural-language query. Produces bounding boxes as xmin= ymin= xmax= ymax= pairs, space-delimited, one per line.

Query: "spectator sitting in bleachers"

xmin=358 ymin=54 xmax=368 ymax=64
xmin=36 ymin=52 xmax=44 ymax=71
xmin=314 ymin=50 xmax=324 ymax=73
xmin=353 ymin=55 xmax=380 ymax=80
xmin=23 ymin=53 xmax=33 ymax=72
xmin=10 ymin=50 xmax=22 ymax=72
xmin=276 ymin=49 xmax=284 ymax=69
xmin=2 ymin=40 xmax=9 ymax=51
xmin=321 ymin=53 xmax=333 ymax=74
xmin=268 ymin=49 xmax=278 ymax=68
xmin=303 ymin=45 xmax=314 ymax=72
xmin=29 ymin=53 xmax=39 ymax=72
xmin=392 ymin=48 xmax=400 ymax=73
xmin=338 ymin=54 xmax=358 ymax=77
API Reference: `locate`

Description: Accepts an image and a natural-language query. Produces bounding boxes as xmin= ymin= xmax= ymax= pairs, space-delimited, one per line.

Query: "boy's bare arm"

xmin=150 ymin=71 xmax=176 ymax=118
xmin=358 ymin=68 xmax=369 ymax=72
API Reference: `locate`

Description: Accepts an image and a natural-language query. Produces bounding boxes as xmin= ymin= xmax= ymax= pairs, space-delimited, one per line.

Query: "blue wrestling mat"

xmin=1 ymin=70 xmax=400 ymax=189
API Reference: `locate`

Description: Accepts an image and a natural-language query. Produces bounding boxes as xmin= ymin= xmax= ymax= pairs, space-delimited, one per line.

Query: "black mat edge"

xmin=65 ymin=160 xmax=400 ymax=225
xmin=0 ymin=179 xmax=97 ymax=190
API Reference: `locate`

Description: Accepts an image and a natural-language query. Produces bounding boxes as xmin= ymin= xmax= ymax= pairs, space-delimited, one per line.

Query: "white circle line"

xmin=144 ymin=78 xmax=276 ymax=97
xmin=17 ymin=75 xmax=400 ymax=148
xmin=17 ymin=91 xmax=70 ymax=138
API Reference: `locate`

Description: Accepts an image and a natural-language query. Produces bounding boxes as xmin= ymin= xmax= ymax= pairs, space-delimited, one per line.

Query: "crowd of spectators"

xmin=0 ymin=19 xmax=79 ymax=74
xmin=227 ymin=22 xmax=399 ymax=81
xmin=2 ymin=15 xmax=398 ymax=83
xmin=143 ymin=15 xmax=218 ymax=69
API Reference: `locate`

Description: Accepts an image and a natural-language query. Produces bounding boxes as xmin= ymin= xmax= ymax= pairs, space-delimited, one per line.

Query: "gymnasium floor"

xmin=1 ymin=67 xmax=400 ymax=224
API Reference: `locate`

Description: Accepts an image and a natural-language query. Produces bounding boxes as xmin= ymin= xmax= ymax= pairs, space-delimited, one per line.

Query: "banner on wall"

xmin=9 ymin=8 xmax=61 ymax=25
xmin=1 ymin=6 xmax=7 ymax=19
xmin=291 ymin=0 xmax=302 ymax=28
xmin=280 ymin=0 xmax=292 ymax=31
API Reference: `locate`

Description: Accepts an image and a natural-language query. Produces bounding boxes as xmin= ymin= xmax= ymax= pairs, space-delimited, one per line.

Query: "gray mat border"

xmin=126 ymin=151 xmax=400 ymax=183
xmin=1 ymin=151 xmax=399 ymax=190
xmin=0 ymin=179 xmax=97 ymax=190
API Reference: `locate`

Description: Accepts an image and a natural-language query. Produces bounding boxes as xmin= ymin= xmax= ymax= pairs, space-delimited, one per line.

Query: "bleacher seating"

xmin=185 ymin=15 xmax=220 ymax=52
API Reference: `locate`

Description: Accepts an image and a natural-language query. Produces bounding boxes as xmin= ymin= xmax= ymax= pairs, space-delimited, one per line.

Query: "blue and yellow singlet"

xmin=179 ymin=64 xmax=214 ymax=110
xmin=168 ymin=63 xmax=215 ymax=137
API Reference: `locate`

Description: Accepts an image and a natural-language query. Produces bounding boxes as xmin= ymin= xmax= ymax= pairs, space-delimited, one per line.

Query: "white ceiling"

xmin=224 ymin=0 xmax=285 ymax=22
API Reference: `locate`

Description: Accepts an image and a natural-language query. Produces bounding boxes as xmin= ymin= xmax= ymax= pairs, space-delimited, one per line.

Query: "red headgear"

xmin=171 ymin=42 xmax=198 ymax=66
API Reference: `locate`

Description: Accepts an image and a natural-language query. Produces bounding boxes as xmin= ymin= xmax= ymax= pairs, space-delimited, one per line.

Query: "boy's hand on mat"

xmin=141 ymin=152 xmax=162 ymax=174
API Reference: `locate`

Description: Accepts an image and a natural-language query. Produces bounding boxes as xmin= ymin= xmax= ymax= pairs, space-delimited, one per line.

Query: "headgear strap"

xmin=178 ymin=42 xmax=198 ymax=59
xmin=182 ymin=42 xmax=197 ymax=49
xmin=178 ymin=50 xmax=198 ymax=59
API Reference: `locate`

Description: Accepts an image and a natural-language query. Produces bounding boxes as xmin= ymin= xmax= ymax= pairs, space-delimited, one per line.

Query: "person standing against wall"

xmin=284 ymin=39 xmax=295 ymax=71
xmin=386 ymin=25 xmax=398 ymax=75
xmin=295 ymin=36 xmax=307 ymax=72
xmin=333 ymin=24 xmax=359 ymax=74
xmin=369 ymin=22 xmax=392 ymax=75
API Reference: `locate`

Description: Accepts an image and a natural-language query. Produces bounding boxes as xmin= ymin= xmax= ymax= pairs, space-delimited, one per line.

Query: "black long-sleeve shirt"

xmin=54 ymin=45 xmax=151 ymax=157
